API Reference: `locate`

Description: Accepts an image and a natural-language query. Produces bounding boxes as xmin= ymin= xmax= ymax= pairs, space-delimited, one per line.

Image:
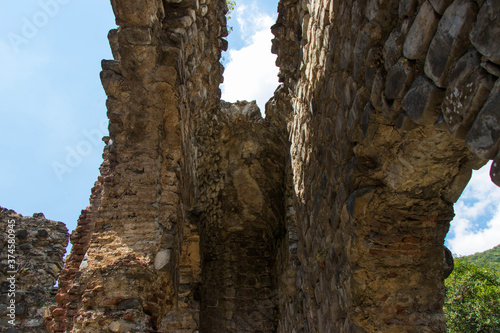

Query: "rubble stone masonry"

xmin=16 ymin=0 xmax=500 ymax=332
xmin=0 ymin=207 xmax=68 ymax=333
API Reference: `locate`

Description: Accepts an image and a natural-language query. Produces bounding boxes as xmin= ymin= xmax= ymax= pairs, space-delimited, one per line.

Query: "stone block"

xmin=110 ymin=0 xmax=159 ymax=27
xmin=442 ymin=50 xmax=494 ymax=139
xmin=365 ymin=0 xmax=399 ymax=27
xmin=470 ymin=0 xmax=500 ymax=65
xmin=122 ymin=27 xmax=152 ymax=45
xmin=154 ymin=249 xmax=172 ymax=270
xmin=402 ymin=76 xmax=444 ymax=125
xmin=403 ymin=1 xmax=439 ymax=60
xmin=385 ymin=57 xmax=416 ymax=100
xmin=383 ymin=26 xmax=404 ymax=71
xmin=399 ymin=0 xmax=419 ymax=17
xmin=428 ymin=0 xmax=453 ymax=14
xmin=424 ymin=0 xmax=478 ymax=87
xmin=466 ymin=79 xmax=500 ymax=159
xmin=353 ymin=22 xmax=382 ymax=79
xmin=370 ymin=69 xmax=385 ymax=111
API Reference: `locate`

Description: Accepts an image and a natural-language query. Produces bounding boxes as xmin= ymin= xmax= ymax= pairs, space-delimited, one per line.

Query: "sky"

xmin=0 ymin=0 xmax=499 ymax=257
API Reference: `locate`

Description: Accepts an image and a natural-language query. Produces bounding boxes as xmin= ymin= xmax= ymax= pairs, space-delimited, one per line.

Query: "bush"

xmin=444 ymin=258 xmax=500 ymax=332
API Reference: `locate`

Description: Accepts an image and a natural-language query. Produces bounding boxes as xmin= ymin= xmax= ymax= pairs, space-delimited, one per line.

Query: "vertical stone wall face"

xmin=50 ymin=0 xmax=229 ymax=332
xmin=50 ymin=0 xmax=500 ymax=332
xmin=198 ymin=101 xmax=287 ymax=332
xmin=272 ymin=0 xmax=500 ymax=332
xmin=0 ymin=207 xmax=68 ymax=332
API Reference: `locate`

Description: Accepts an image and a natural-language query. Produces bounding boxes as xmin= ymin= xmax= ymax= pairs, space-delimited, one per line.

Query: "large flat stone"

xmin=424 ymin=0 xmax=478 ymax=87
xmin=470 ymin=0 xmax=500 ymax=65
xmin=403 ymin=1 xmax=439 ymax=60
xmin=466 ymin=79 xmax=500 ymax=159
xmin=385 ymin=57 xmax=415 ymax=100
xmin=402 ymin=76 xmax=444 ymax=125
xmin=442 ymin=50 xmax=494 ymax=139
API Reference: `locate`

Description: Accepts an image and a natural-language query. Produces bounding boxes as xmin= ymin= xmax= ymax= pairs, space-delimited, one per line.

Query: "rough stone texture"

xmin=470 ymin=0 xmax=500 ymax=65
xmin=0 ymin=207 xmax=68 ymax=333
xmin=271 ymin=0 xmax=498 ymax=332
xmin=403 ymin=76 xmax=444 ymax=126
xmin=466 ymin=79 xmax=500 ymax=159
xmin=442 ymin=50 xmax=494 ymax=139
xmin=51 ymin=0 xmax=500 ymax=332
xmin=403 ymin=1 xmax=439 ymax=60
xmin=424 ymin=0 xmax=478 ymax=87
xmin=199 ymin=101 xmax=286 ymax=333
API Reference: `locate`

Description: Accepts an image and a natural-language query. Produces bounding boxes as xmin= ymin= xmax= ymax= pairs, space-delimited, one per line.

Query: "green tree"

xmin=444 ymin=258 xmax=500 ymax=332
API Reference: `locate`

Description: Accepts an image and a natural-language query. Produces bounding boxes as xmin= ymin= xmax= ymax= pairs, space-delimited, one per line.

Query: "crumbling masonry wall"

xmin=271 ymin=0 xmax=500 ymax=331
xmin=51 ymin=0 xmax=500 ymax=332
xmin=0 ymin=207 xmax=68 ymax=333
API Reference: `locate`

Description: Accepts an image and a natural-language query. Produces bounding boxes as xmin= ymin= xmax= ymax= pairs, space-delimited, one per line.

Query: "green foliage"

xmin=464 ymin=244 xmax=500 ymax=272
xmin=226 ymin=0 xmax=236 ymax=22
xmin=444 ymin=258 xmax=500 ymax=332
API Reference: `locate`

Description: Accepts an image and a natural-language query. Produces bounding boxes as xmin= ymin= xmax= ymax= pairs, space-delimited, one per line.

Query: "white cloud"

xmin=447 ymin=161 xmax=500 ymax=256
xmin=221 ymin=3 xmax=279 ymax=113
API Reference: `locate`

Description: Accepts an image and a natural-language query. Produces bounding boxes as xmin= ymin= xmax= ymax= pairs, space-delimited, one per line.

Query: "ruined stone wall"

xmin=50 ymin=0 xmax=229 ymax=332
xmin=0 ymin=207 xmax=68 ymax=332
xmin=50 ymin=0 xmax=500 ymax=332
xmin=272 ymin=0 xmax=500 ymax=331
xmin=197 ymin=101 xmax=287 ymax=332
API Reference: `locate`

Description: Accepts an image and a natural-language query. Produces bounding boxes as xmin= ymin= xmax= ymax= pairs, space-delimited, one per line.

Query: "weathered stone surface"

xmin=466 ymin=79 xmax=500 ymax=159
xmin=0 ymin=207 xmax=68 ymax=333
xmin=442 ymin=50 xmax=494 ymax=139
xmin=399 ymin=0 xmax=419 ymax=17
xmin=402 ymin=75 xmax=444 ymax=125
xmin=383 ymin=26 xmax=405 ymax=71
xmin=428 ymin=0 xmax=454 ymax=14
xmin=366 ymin=0 xmax=399 ymax=27
xmin=110 ymin=0 xmax=159 ymax=26
xmin=403 ymin=1 xmax=440 ymax=60
xmin=52 ymin=1 xmax=500 ymax=332
xmin=470 ymin=0 xmax=500 ymax=65
xmin=385 ymin=57 xmax=416 ymax=100
xmin=424 ymin=0 xmax=478 ymax=87
xmin=154 ymin=250 xmax=172 ymax=270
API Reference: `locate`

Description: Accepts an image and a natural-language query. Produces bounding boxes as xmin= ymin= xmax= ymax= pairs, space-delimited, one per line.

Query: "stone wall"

xmin=51 ymin=0 xmax=500 ymax=332
xmin=50 ymin=0 xmax=228 ymax=332
xmin=197 ymin=100 xmax=287 ymax=332
xmin=272 ymin=0 xmax=499 ymax=331
xmin=0 ymin=207 xmax=68 ymax=332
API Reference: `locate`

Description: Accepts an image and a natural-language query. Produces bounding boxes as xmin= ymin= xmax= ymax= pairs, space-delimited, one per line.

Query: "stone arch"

xmin=271 ymin=0 xmax=500 ymax=331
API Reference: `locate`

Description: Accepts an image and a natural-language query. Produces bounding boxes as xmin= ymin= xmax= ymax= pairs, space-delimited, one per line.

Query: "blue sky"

xmin=1 ymin=0 xmax=499 ymax=257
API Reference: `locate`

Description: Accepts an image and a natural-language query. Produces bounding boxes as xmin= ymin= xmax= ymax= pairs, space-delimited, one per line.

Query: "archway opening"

xmin=446 ymin=160 xmax=500 ymax=256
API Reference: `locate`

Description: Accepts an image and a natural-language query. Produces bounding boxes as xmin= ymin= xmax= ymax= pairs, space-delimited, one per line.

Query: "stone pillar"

xmin=50 ymin=0 xmax=229 ymax=331
xmin=271 ymin=0 xmax=497 ymax=332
